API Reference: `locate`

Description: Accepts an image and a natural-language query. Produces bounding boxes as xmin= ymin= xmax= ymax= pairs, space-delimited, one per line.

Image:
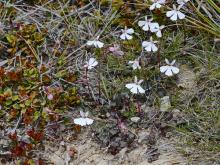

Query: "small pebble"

xmin=130 ymin=117 xmax=140 ymax=123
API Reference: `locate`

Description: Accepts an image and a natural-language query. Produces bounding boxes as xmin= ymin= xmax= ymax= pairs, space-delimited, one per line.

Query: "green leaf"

xmin=6 ymin=34 xmax=17 ymax=45
xmin=34 ymin=111 xmax=40 ymax=121
xmin=5 ymin=99 xmax=12 ymax=106
xmin=25 ymin=100 xmax=32 ymax=106
xmin=12 ymin=103 xmax=20 ymax=109
xmin=12 ymin=95 xmax=19 ymax=101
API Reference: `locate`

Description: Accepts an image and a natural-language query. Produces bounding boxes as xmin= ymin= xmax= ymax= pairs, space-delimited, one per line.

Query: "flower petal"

xmin=96 ymin=41 xmax=104 ymax=48
xmin=166 ymin=11 xmax=175 ymax=17
xmin=127 ymin=28 xmax=134 ymax=34
xmin=138 ymin=21 xmax=146 ymax=27
xmin=137 ymin=85 xmax=145 ymax=94
xmin=74 ymin=118 xmax=87 ymax=126
xmin=142 ymin=41 xmax=150 ymax=47
xmin=88 ymin=58 xmax=96 ymax=65
xmin=165 ymin=68 xmax=173 ymax=76
xmin=156 ymin=3 xmax=161 ymax=9
xmin=170 ymin=60 xmax=176 ymax=65
xmin=177 ymin=11 xmax=185 ymax=19
xmin=86 ymin=40 xmax=94 ymax=46
xmin=142 ymin=24 xmax=149 ymax=31
xmin=165 ymin=59 xmax=170 ymax=65
xmin=88 ymin=58 xmax=98 ymax=69
xmin=125 ymin=34 xmax=133 ymax=40
xmin=171 ymin=66 xmax=180 ymax=74
xmin=138 ymin=79 xmax=143 ymax=84
xmin=80 ymin=111 xmax=85 ymax=117
xmin=159 ymin=0 xmax=166 ymax=3
xmin=91 ymin=61 xmax=98 ymax=67
xmin=126 ymin=83 xmax=135 ymax=89
xmin=145 ymin=45 xmax=152 ymax=52
xmin=120 ymin=33 xmax=126 ymax=40
xmin=150 ymin=3 xmax=156 ymax=10
xmin=170 ymin=13 xmax=178 ymax=21
xmin=85 ymin=118 xmax=94 ymax=125
xmin=156 ymin=30 xmax=162 ymax=38
xmin=151 ymin=44 xmax=158 ymax=52
xmin=130 ymin=86 xmax=138 ymax=94
xmin=160 ymin=66 xmax=169 ymax=73
xmin=150 ymin=23 xmax=159 ymax=32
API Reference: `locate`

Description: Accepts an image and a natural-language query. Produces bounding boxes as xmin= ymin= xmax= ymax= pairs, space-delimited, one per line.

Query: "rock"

xmin=141 ymin=104 xmax=155 ymax=113
xmin=160 ymin=96 xmax=171 ymax=112
xmin=50 ymin=153 xmax=65 ymax=165
xmin=138 ymin=131 xmax=150 ymax=144
xmin=171 ymin=109 xmax=186 ymax=125
xmin=177 ymin=65 xmax=196 ymax=90
xmin=119 ymin=141 xmax=127 ymax=148
xmin=97 ymin=159 xmax=110 ymax=165
xmin=130 ymin=117 xmax=140 ymax=123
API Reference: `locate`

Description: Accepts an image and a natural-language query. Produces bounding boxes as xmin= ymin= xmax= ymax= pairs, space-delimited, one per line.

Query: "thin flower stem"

xmin=84 ymin=67 xmax=94 ymax=100
xmin=85 ymin=67 xmax=88 ymax=80
xmin=183 ymin=20 xmax=186 ymax=46
xmin=136 ymin=102 xmax=141 ymax=113
xmin=98 ymin=62 xmax=101 ymax=104
xmin=157 ymin=41 xmax=161 ymax=67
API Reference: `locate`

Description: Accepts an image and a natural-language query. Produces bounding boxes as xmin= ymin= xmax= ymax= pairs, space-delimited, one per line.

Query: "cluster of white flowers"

xmin=82 ymin=0 xmax=189 ymax=111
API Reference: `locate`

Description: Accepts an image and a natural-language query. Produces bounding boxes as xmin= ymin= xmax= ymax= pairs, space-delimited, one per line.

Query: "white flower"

xmin=177 ymin=0 xmax=190 ymax=5
xmin=74 ymin=111 xmax=94 ymax=126
xmin=138 ymin=16 xmax=154 ymax=31
xmin=151 ymin=25 xmax=165 ymax=38
xmin=86 ymin=36 xmax=104 ymax=48
xmin=128 ymin=59 xmax=141 ymax=70
xmin=84 ymin=58 xmax=98 ymax=70
xmin=150 ymin=0 xmax=166 ymax=10
xmin=149 ymin=22 xmax=160 ymax=32
xmin=120 ymin=27 xmax=134 ymax=40
xmin=166 ymin=5 xmax=185 ymax=21
xmin=160 ymin=59 xmax=179 ymax=76
xmin=125 ymin=76 xmax=145 ymax=94
xmin=142 ymin=37 xmax=158 ymax=52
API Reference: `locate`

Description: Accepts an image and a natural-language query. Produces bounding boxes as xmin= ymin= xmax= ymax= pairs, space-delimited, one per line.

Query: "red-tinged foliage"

xmin=11 ymin=145 xmax=25 ymax=157
xmin=18 ymin=89 xmax=28 ymax=98
xmin=7 ymin=70 xmax=22 ymax=82
xmin=9 ymin=109 xmax=18 ymax=119
xmin=23 ymin=159 xmax=30 ymax=165
xmin=48 ymin=113 xmax=60 ymax=121
xmin=37 ymin=158 xmax=45 ymax=165
xmin=25 ymin=143 xmax=33 ymax=151
xmin=0 ymin=67 xmax=5 ymax=76
xmin=73 ymin=125 xmax=81 ymax=134
xmin=8 ymin=131 xmax=18 ymax=141
xmin=27 ymin=129 xmax=44 ymax=142
xmin=23 ymin=115 xmax=33 ymax=125
xmin=23 ymin=159 xmax=45 ymax=165
xmin=23 ymin=108 xmax=34 ymax=125
xmin=0 ymin=94 xmax=6 ymax=103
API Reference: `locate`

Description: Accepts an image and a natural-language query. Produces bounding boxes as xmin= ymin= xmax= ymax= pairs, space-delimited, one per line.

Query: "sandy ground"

xmin=47 ymin=129 xmax=187 ymax=165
